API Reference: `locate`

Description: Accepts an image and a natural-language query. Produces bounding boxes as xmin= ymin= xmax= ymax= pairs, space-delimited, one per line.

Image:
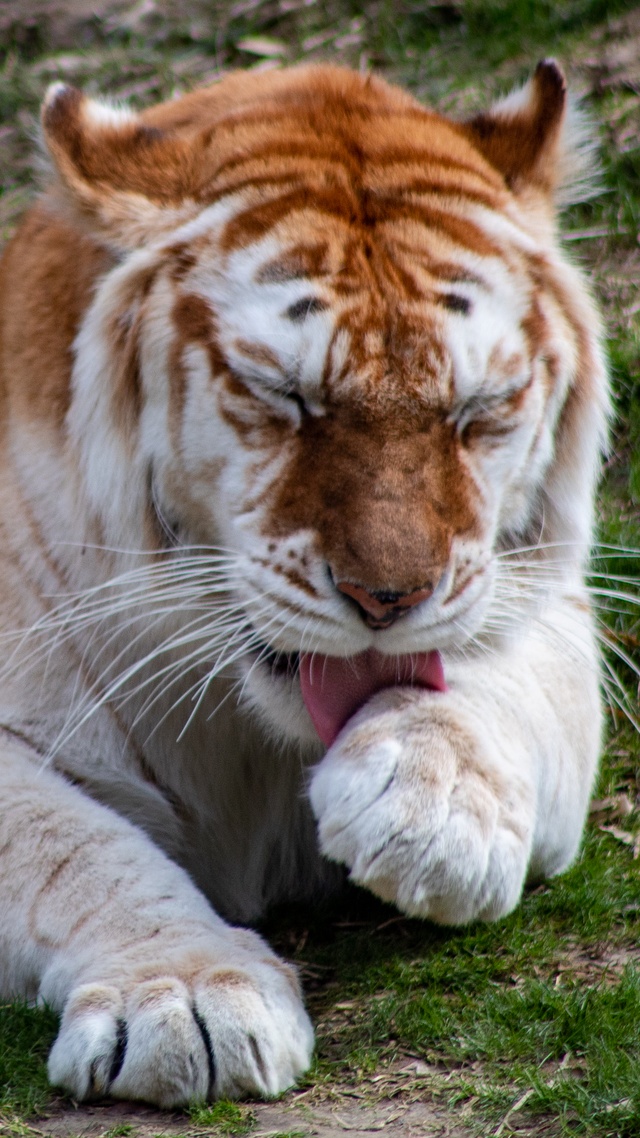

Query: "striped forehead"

xmin=232 ymin=232 xmax=527 ymax=381
xmin=166 ymin=140 xmax=537 ymax=400
xmin=171 ymin=241 xmax=533 ymax=411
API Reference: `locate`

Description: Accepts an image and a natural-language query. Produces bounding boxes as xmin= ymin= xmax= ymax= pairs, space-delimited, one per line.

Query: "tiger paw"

xmin=47 ymin=938 xmax=313 ymax=1106
xmin=308 ymin=687 xmax=535 ymax=925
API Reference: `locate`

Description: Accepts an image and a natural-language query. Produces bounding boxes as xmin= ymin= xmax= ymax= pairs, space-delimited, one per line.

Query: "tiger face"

xmin=40 ymin=62 xmax=606 ymax=746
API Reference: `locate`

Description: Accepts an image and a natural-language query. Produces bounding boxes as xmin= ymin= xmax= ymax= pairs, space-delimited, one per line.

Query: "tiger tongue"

xmin=299 ymin=648 xmax=446 ymax=747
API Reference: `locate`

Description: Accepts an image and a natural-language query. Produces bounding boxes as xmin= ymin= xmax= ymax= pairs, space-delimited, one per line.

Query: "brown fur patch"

xmin=464 ymin=60 xmax=566 ymax=194
xmin=203 ymin=969 xmax=255 ymax=988
xmin=66 ymin=985 xmax=121 ymax=1018
xmin=255 ymin=243 xmax=332 ymax=283
xmin=168 ymin=243 xmax=199 ymax=282
xmin=266 ymin=409 xmax=477 ymax=596
xmin=106 ymin=264 xmax=158 ymax=439
xmin=0 ymin=205 xmax=113 ymax=428
xmin=234 ymin=339 xmax=284 ymax=373
xmin=168 ymin=292 xmax=225 ymax=443
xmin=264 ymin=560 xmax=320 ymax=598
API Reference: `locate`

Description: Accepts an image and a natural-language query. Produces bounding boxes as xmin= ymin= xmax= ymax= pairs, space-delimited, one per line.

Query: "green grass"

xmin=0 ymin=1003 xmax=58 ymax=1115
xmin=2 ymin=1 xmax=640 ymax=1136
xmin=374 ymin=0 xmax=640 ymax=93
xmin=189 ymin=1100 xmax=256 ymax=1133
xmin=258 ymin=813 xmax=640 ymax=1135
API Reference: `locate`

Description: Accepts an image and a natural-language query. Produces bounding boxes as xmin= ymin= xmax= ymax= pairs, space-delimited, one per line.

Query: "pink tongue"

xmin=299 ymin=648 xmax=446 ymax=747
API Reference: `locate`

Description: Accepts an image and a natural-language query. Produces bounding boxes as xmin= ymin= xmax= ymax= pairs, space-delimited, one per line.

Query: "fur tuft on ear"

xmin=41 ymin=84 xmax=201 ymax=251
xmin=463 ymin=60 xmax=596 ymax=203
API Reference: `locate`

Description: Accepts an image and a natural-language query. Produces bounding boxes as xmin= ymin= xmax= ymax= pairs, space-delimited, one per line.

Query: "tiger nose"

xmin=336 ymin=580 xmax=434 ymax=629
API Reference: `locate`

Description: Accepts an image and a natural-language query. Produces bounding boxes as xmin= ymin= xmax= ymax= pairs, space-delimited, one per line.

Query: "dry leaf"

xmin=236 ymin=36 xmax=287 ymax=56
xmin=333 ymin=1115 xmax=387 ymax=1131
xmin=398 ymin=1060 xmax=433 ymax=1076
xmin=599 ymin=823 xmax=635 ymax=847
xmin=590 ymin=793 xmax=635 ymax=818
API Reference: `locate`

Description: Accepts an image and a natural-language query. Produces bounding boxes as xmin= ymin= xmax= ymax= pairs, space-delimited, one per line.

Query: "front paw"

xmin=47 ymin=929 xmax=313 ymax=1106
xmin=308 ymin=688 xmax=534 ymax=925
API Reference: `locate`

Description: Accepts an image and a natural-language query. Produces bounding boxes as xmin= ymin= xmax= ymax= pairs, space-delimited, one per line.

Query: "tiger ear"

xmin=41 ymin=84 xmax=201 ymax=251
xmin=463 ymin=60 xmax=570 ymax=198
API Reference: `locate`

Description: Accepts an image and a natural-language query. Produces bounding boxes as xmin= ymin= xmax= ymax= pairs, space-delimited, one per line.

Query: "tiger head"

xmin=39 ymin=62 xmax=608 ymax=746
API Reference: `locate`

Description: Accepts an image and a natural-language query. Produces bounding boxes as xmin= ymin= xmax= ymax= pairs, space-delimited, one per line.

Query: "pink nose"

xmin=336 ymin=581 xmax=434 ymax=629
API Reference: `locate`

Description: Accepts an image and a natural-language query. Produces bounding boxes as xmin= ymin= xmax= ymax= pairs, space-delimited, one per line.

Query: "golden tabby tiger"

xmin=0 ymin=61 xmax=606 ymax=1106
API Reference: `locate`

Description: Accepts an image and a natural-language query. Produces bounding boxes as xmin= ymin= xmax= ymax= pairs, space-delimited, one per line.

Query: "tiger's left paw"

xmin=308 ymin=688 xmax=535 ymax=925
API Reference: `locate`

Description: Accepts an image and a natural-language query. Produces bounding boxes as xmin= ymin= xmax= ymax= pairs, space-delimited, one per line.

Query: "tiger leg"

xmin=309 ymin=594 xmax=601 ymax=924
xmin=0 ymin=738 xmax=313 ymax=1105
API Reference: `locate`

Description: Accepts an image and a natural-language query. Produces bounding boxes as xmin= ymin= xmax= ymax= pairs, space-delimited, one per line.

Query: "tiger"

xmin=0 ymin=60 xmax=607 ymax=1107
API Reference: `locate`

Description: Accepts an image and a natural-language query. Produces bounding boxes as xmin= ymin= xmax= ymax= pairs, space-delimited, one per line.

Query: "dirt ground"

xmin=36 ymin=1095 xmax=476 ymax=1138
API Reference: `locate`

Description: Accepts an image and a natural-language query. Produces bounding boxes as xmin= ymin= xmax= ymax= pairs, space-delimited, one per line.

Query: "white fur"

xmin=309 ymin=595 xmax=601 ymax=923
xmin=0 ymin=741 xmax=312 ymax=1106
xmin=82 ymin=97 xmax=138 ymax=129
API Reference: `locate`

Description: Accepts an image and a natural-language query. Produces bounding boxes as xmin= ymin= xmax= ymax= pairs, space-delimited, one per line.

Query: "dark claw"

xmin=108 ymin=1018 xmax=128 ymax=1086
xmin=192 ymin=1006 xmax=217 ymax=1099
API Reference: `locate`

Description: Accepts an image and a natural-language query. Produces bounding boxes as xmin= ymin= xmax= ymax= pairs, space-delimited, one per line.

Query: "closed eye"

xmin=230 ymin=366 xmax=310 ymax=418
xmin=460 ymin=416 xmax=517 ymax=445
xmin=279 ymin=387 xmax=308 ymax=414
xmin=261 ymin=374 xmax=311 ymax=417
xmin=456 ymin=377 xmax=533 ymax=444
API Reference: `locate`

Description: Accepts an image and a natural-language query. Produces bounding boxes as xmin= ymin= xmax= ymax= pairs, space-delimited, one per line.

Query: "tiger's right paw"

xmin=47 ymin=943 xmax=313 ymax=1106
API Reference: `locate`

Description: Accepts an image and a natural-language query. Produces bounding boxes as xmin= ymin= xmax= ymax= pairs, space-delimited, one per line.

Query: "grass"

xmin=260 ymin=807 xmax=640 ymax=1135
xmin=0 ymin=1003 xmax=58 ymax=1115
xmin=2 ymin=0 xmax=640 ymax=1136
xmin=189 ymin=1101 xmax=256 ymax=1133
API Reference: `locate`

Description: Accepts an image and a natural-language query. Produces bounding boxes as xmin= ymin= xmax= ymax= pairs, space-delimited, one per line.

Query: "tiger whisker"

xmin=127 ymin=597 xmax=284 ymax=733
xmin=46 ymin=598 xmax=267 ymax=756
